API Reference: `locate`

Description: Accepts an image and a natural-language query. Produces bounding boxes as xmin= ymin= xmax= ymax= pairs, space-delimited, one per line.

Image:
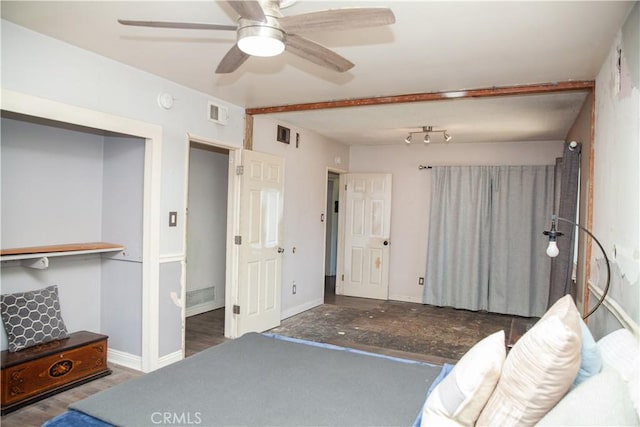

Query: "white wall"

xmin=186 ymin=146 xmax=229 ymax=315
xmin=349 ymin=141 xmax=564 ymax=303
xmin=252 ymin=116 xmax=350 ymax=319
xmin=589 ymin=2 xmax=640 ymax=339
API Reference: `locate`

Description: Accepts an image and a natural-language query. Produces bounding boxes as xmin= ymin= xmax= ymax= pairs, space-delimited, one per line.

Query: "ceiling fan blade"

xmin=279 ymin=8 xmax=395 ymax=34
xmin=226 ymin=1 xmax=266 ymax=22
xmin=216 ymin=44 xmax=251 ymax=74
xmin=118 ymin=19 xmax=236 ymax=31
xmin=286 ymin=34 xmax=354 ymax=73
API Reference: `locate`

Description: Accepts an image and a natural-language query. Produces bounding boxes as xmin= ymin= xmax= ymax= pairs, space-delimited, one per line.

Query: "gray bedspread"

xmin=71 ymin=333 xmax=443 ymax=426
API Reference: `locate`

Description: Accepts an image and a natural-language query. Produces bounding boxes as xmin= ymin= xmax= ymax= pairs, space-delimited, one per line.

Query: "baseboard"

xmin=186 ymin=300 xmax=223 ymax=317
xmin=589 ymin=281 xmax=640 ymax=337
xmin=388 ymin=294 xmax=423 ymax=304
xmin=157 ymin=350 xmax=183 ymax=369
xmin=281 ymin=298 xmax=323 ymax=320
xmin=108 ymin=348 xmax=143 ymax=372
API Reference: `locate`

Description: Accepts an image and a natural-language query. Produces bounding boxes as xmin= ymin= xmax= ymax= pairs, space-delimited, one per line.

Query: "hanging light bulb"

xmin=405 ymin=134 xmax=412 ymax=144
xmin=546 ymin=240 xmax=560 ymax=257
xmin=543 ymin=216 xmax=562 ymax=257
xmin=424 ymin=133 xmax=430 ymax=144
xmin=444 ymin=132 xmax=452 ymax=142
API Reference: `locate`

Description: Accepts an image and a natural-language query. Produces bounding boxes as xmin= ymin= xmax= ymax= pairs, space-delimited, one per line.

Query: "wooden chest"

xmin=1 ymin=330 xmax=111 ymax=414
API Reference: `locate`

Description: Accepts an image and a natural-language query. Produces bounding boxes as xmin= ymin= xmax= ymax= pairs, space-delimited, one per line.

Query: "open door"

xmin=340 ymin=173 xmax=392 ymax=300
xmin=234 ymin=150 xmax=285 ymax=336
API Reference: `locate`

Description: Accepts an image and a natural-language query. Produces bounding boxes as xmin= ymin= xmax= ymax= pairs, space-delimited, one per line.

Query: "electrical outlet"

xmin=292 ymin=282 xmax=297 ymax=294
xmin=169 ymin=211 xmax=177 ymax=227
xmin=418 ymin=277 xmax=424 ymax=285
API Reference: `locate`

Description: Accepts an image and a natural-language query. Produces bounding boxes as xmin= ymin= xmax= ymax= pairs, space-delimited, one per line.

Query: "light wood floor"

xmin=1 ymin=293 xmax=523 ymax=426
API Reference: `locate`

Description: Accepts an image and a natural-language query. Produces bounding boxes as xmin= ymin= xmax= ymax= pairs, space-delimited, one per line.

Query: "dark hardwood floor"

xmin=1 ymin=283 xmax=531 ymax=426
xmin=184 ymin=307 xmax=227 ymax=357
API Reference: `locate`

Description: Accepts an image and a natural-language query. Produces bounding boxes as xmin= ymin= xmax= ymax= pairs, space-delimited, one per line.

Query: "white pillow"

xmin=538 ymin=368 xmax=640 ymax=426
xmin=597 ymin=328 xmax=640 ymax=419
xmin=421 ymin=330 xmax=505 ymax=427
xmin=477 ymin=295 xmax=581 ymax=426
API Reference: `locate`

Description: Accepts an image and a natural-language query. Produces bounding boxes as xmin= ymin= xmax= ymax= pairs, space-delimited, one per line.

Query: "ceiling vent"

xmin=208 ymin=102 xmax=228 ymax=125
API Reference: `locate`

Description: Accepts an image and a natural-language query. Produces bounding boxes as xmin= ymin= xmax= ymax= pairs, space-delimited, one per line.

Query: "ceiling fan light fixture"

xmin=237 ymin=24 xmax=286 ymax=57
xmin=444 ymin=132 xmax=452 ymax=142
xmin=405 ymin=134 xmax=412 ymax=144
xmin=424 ymin=133 xmax=430 ymax=144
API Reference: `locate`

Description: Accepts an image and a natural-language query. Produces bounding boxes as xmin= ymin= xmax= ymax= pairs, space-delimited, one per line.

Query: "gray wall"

xmin=0 ymin=115 xmax=145 ymax=354
xmin=185 ymin=145 xmax=228 ymax=315
xmin=1 ymin=116 xmax=104 ymax=247
xmin=2 ymin=20 xmax=246 ymax=360
xmin=324 ymin=174 xmax=339 ymax=276
xmin=100 ymin=134 xmax=145 ymax=355
xmin=159 ymin=262 xmax=182 ymax=357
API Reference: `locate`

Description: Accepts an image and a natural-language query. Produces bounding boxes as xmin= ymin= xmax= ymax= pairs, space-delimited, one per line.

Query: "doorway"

xmin=324 ymin=171 xmax=341 ymax=302
xmin=184 ymin=141 xmax=229 ymax=356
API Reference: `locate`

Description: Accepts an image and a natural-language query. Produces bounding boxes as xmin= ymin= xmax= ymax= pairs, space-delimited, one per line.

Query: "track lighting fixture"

xmin=403 ymin=126 xmax=452 ymax=145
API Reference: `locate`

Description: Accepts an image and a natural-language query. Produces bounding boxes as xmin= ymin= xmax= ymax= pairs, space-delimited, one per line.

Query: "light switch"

xmin=169 ymin=211 xmax=178 ymax=227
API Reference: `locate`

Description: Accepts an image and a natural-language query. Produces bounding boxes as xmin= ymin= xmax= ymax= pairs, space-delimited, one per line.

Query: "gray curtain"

xmin=548 ymin=142 xmax=582 ymax=306
xmin=424 ymin=165 xmax=554 ymax=317
xmin=423 ymin=166 xmax=493 ymax=311
xmin=487 ymin=165 xmax=555 ymax=316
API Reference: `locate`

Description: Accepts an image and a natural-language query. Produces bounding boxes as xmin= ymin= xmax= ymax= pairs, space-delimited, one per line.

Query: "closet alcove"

xmin=0 ymin=111 xmax=144 ymax=357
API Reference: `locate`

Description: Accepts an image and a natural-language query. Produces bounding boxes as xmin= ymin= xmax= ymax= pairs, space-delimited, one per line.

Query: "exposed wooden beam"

xmin=584 ymin=91 xmax=596 ymax=318
xmin=246 ymin=80 xmax=595 ymax=115
xmin=244 ymin=114 xmax=253 ymax=150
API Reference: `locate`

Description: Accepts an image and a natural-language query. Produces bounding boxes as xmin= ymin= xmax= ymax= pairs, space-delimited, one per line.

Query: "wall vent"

xmin=277 ymin=125 xmax=291 ymax=144
xmin=207 ymin=102 xmax=228 ymax=125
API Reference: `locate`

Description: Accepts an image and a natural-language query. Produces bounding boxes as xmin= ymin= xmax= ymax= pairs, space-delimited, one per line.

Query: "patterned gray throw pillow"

xmin=1 ymin=285 xmax=69 ymax=352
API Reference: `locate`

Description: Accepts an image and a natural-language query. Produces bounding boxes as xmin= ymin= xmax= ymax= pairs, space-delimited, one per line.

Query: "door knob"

xmin=277 ymin=247 xmax=285 ymax=253
xmin=383 ymin=240 xmax=389 ymax=246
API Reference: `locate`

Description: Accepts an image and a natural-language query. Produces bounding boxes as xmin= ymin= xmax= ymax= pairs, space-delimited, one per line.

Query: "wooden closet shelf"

xmin=0 ymin=242 xmax=125 ymax=262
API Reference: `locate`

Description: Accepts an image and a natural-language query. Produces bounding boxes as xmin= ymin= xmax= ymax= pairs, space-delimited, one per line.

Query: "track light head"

xmin=403 ymin=126 xmax=451 ymax=144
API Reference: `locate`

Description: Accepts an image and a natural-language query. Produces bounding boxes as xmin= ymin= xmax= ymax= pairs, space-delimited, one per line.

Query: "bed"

xmin=44 ymin=295 xmax=640 ymax=426
xmin=43 ymin=333 xmax=448 ymax=427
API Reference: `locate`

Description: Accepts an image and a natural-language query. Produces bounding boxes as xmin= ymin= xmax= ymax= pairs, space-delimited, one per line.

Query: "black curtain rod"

xmin=418 ymin=165 xmax=432 ymax=170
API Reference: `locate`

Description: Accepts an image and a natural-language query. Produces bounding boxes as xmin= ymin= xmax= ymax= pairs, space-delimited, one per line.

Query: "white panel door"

xmin=236 ymin=150 xmax=284 ymax=335
xmin=341 ymin=173 xmax=392 ymax=300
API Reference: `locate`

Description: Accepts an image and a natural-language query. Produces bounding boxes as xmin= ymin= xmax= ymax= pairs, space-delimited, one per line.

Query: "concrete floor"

xmin=186 ymin=278 xmax=534 ymax=363
xmin=272 ymin=292 xmax=519 ymax=364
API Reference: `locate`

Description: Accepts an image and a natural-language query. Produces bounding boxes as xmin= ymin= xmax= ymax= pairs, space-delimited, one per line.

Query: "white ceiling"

xmin=1 ymin=1 xmax=633 ymax=146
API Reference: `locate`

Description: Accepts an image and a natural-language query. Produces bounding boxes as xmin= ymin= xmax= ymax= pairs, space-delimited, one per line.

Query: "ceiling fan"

xmin=118 ymin=0 xmax=395 ymax=74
